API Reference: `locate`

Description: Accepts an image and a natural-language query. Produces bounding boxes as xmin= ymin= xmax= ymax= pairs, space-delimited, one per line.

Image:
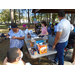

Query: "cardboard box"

xmin=38 ymin=44 xmax=47 ymax=54
xmin=30 ymin=37 xmax=48 ymax=54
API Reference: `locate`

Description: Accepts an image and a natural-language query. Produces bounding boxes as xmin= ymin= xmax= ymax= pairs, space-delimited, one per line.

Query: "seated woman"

xmin=38 ymin=20 xmax=48 ymax=37
xmin=6 ymin=23 xmax=25 ymax=51
xmin=3 ymin=47 xmax=25 ymax=65
xmin=0 ymin=33 xmax=7 ymax=41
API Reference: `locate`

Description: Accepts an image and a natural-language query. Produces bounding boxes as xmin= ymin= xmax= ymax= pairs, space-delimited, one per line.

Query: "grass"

xmin=0 ymin=25 xmax=8 ymax=29
xmin=0 ymin=24 xmax=23 ymax=29
xmin=0 ymin=24 xmax=24 ymax=33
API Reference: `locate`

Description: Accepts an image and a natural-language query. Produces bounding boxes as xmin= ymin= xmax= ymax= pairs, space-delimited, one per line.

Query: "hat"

xmin=11 ymin=26 xmax=17 ymax=28
xmin=11 ymin=23 xmax=17 ymax=28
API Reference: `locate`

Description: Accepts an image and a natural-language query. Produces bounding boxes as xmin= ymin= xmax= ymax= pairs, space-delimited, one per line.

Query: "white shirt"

xmin=57 ymin=18 xmax=71 ymax=43
xmin=6 ymin=60 xmax=24 ymax=65
xmin=8 ymin=29 xmax=25 ymax=49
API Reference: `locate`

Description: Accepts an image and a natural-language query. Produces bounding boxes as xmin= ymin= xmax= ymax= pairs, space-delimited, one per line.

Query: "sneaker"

xmin=50 ymin=59 xmax=58 ymax=65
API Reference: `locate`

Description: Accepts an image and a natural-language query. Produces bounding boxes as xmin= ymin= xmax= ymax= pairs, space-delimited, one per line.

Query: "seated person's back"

xmin=3 ymin=47 xmax=25 ymax=65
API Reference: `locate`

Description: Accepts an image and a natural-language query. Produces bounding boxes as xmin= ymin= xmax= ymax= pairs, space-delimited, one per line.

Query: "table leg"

xmin=38 ymin=58 xmax=41 ymax=65
xmin=38 ymin=56 xmax=54 ymax=65
xmin=46 ymin=56 xmax=52 ymax=64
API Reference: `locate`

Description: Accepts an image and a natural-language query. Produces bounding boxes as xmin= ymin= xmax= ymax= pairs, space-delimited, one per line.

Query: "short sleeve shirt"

xmin=8 ymin=29 xmax=25 ymax=49
xmin=57 ymin=18 xmax=71 ymax=43
xmin=41 ymin=27 xmax=47 ymax=34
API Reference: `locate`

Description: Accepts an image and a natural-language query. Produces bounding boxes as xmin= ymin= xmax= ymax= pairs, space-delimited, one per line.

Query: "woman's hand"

xmin=6 ymin=35 xmax=9 ymax=38
xmin=12 ymin=36 xmax=17 ymax=39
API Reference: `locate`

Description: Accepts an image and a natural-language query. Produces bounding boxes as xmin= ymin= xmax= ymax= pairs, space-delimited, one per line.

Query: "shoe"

xmin=50 ymin=59 xmax=58 ymax=65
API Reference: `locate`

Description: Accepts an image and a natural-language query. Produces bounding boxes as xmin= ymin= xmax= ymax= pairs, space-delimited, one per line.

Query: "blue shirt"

xmin=74 ymin=27 xmax=75 ymax=32
xmin=47 ymin=26 xmax=52 ymax=35
xmin=8 ymin=29 xmax=25 ymax=49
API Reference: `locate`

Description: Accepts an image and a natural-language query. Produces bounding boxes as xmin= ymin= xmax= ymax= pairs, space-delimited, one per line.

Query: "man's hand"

xmin=51 ymin=45 xmax=55 ymax=51
xmin=12 ymin=36 xmax=17 ymax=39
xmin=51 ymin=32 xmax=62 ymax=51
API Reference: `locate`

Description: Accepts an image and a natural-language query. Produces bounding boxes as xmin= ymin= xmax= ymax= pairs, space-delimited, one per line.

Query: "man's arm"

xmin=52 ymin=31 xmax=62 ymax=50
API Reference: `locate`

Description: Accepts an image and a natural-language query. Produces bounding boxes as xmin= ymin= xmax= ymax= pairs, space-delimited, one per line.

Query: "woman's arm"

xmin=12 ymin=36 xmax=25 ymax=40
xmin=39 ymin=31 xmax=48 ymax=36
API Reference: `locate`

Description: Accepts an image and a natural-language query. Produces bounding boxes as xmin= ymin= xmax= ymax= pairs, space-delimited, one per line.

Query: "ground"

xmin=0 ymin=24 xmax=74 ymax=65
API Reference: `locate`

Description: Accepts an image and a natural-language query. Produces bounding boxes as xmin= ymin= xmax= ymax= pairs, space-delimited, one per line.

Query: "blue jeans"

xmin=54 ymin=41 xmax=68 ymax=65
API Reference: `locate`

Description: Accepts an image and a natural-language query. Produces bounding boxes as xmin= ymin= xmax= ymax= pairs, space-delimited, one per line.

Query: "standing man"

xmin=51 ymin=10 xmax=71 ymax=65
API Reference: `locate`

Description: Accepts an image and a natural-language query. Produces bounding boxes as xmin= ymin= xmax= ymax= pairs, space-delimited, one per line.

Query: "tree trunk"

xmin=50 ymin=13 xmax=52 ymax=23
xmin=8 ymin=20 xmax=9 ymax=24
xmin=71 ymin=14 xmax=74 ymax=24
xmin=47 ymin=13 xmax=48 ymax=23
xmin=34 ymin=13 xmax=36 ymax=32
xmin=18 ymin=9 xmax=21 ymax=24
xmin=41 ymin=13 xmax=42 ymax=21
xmin=10 ymin=9 xmax=14 ymax=23
xmin=14 ymin=9 xmax=16 ymax=24
xmin=28 ymin=9 xmax=30 ymax=28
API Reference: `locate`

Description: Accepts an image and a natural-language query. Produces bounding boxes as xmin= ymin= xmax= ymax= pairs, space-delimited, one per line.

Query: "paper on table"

xmin=9 ymin=36 xmax=12 ymax=38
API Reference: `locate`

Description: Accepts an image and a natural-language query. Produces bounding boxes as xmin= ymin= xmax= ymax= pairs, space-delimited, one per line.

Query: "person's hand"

xmin=51 ymin=45 xmax=55 ymax=51
xmin=38 ymin=35 xmax=39 ymax=37
xmin=12 ymin=36 xmax=17 ymax=39
xmin=6 ymin=35 xmax=9 ymax=38
xmin=38 ymin=34 xmax=41 ymax=36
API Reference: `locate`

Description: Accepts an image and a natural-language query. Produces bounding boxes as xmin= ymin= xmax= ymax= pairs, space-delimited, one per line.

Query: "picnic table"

xmin=24 ymin=33 xmax=57 ymax=64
